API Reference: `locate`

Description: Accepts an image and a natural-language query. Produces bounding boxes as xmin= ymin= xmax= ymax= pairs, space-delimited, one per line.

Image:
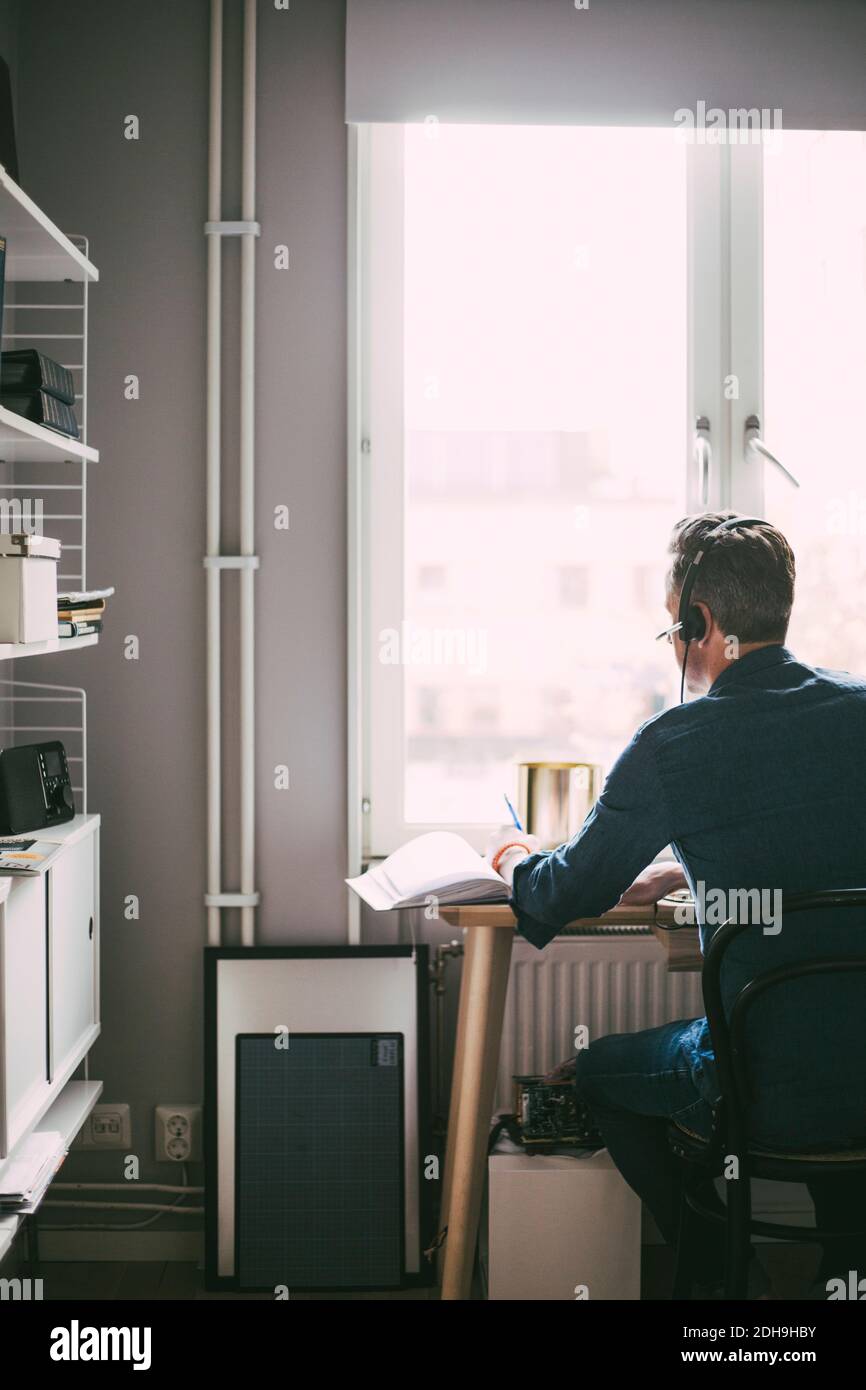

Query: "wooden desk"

xmin=435 ymin=900 xmax=701 ymax=1300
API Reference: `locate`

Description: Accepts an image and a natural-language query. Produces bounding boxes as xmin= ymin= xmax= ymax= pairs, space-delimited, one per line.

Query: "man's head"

xmin=665 ymin=511 xmax=796 ymax=693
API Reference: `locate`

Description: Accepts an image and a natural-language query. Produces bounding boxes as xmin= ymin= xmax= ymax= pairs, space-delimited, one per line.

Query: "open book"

xmin=346 ymin=831 xmax=511 ymax=911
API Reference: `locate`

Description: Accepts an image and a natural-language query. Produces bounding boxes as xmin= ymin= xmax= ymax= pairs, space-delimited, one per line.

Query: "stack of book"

xmin=58 ymin=585 xmax=114 ymax=639
xmin=1 ymin=348 xmax=80 ymax=439
xmin=0 ymin=1130 xmax=67 ymax=1214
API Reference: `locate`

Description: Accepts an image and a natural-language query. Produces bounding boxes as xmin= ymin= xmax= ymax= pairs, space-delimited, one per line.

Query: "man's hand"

xmin=618 ymin=860 xmax=688 ymax=907
xmin=542 ymin=1056 xmax=577 ymax=1085
xmin=484 ymin=825 xmax=542 ymax=882
xmin=484 ymin=825 xmax=542 ymax=886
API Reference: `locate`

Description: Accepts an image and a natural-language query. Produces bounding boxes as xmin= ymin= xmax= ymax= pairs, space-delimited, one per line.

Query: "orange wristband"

xmin=492 ymin=841 xmax=532 ymax=875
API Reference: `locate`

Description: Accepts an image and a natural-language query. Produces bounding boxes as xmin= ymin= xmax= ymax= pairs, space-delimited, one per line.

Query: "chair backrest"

xmin=701 ymin=889 xmax=866 ymax=1153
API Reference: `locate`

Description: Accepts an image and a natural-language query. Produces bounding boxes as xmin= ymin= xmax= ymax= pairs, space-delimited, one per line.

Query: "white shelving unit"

xmin=0 ymin=1080 xmax=104 ymax=1265
xmin=0 ymin=168 xmax=103 ymax=1264
xmin=0 ymin=402 xmax=98 ymax=465
xmin=0 ymin=633 xmax=98 ymax=661
xmin=1 ymin=162 xmax=100 ymax=658
xmin=0 ymin=165 xmax=98 ymax=284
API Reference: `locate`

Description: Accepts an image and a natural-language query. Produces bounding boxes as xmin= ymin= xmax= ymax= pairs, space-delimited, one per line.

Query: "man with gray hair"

xmin=488 ymin=512 xmax=866 ymax=1300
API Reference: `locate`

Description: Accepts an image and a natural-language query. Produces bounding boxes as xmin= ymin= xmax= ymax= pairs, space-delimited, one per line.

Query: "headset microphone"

xmin=676 ymin=515 xmax=764 ymax=703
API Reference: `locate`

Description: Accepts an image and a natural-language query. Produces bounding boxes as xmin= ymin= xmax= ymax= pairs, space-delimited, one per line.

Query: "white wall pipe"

xmin=206 ymin=0 xmax=224 ymax=948
xmin=206 ymin=0 xmax=259 ymax=949
xmin=239 ymin=0 xmax=257 ymax=947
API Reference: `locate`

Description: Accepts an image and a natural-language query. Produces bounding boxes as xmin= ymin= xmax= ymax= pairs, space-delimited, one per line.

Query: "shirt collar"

xmin=708 ymin=643 xmax=795 ymax=694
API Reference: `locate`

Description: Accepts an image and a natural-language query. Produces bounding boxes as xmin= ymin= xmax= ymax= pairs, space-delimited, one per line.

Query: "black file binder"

xmin=0 ymin=389 xmax=79 ymax=439
xmin=1 ymin=350 xmax=76 ymax=406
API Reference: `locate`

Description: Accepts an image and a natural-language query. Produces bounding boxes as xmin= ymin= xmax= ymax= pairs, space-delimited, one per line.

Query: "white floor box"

xmin=486 ymin=1148 xmax=641 ymax=1300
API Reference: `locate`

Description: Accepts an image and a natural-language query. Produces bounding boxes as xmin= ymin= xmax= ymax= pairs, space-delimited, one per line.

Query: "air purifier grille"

xmin=235 ymin=1033 xmax=405 ymax=1289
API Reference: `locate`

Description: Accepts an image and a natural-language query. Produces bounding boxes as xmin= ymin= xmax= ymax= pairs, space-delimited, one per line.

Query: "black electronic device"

xmin=509 ymin=1074 xmax=602 ymax=1152
xmin=0 ymin=740 xmax=75 ymax=835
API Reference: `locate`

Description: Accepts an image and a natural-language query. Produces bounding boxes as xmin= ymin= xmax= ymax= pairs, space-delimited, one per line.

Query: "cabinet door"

xmin=0 ymin=876 xmax=49 ymax=1157
xmin=48 ymin=832 xmax=97 ymax=1085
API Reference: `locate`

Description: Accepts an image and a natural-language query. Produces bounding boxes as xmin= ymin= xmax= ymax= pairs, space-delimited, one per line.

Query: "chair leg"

xmin=724 ymin=1173 xmax=751 ymax=1300
xmin=672 ymin=1185 xmax=696 ymax=1299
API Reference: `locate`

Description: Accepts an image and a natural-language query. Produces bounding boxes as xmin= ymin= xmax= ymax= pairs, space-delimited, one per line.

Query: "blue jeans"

xmin=574 ymin=1019 xmax=866 ymax=1290
xmin=574 ymin=1018 xmax=725 ymax=1286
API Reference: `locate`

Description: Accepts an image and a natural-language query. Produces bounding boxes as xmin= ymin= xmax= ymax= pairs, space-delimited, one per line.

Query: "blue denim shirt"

xmin=510 ymin=645 xmax=866 ymax=1146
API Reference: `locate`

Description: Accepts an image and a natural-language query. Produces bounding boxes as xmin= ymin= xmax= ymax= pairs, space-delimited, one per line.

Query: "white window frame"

xmin=688 ymin=139 xmax=767 ymax=517
xmin=348 ymin=124 xmax=769 ymax=874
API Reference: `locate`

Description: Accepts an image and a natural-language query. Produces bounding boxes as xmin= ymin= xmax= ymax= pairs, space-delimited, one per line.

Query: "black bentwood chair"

xmin=666 ymin=889 xmax=866 ymax=1300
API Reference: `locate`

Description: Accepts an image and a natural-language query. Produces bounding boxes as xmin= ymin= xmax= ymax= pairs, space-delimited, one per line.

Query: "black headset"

xmin=676 ymin=514 xmax=765 ymax=702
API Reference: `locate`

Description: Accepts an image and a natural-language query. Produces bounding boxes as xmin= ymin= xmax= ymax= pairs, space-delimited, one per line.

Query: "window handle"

xmin=744 ymin=414 xmax=800 ymax=488
xmin=694 ymin=416 xmax=712 ymax=506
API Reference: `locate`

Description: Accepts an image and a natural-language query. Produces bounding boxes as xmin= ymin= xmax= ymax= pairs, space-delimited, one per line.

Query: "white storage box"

xmin=485 ymin=1148 xmax=642 ymax=1300
xmin=0 ymin=534 xmax=60 ymax=643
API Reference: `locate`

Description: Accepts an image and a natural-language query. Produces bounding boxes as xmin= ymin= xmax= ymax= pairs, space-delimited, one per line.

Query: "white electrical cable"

xmin=42 ymin=1201 xmax=203 ymax=1214
xmin=41 ymin=1171 xmax=201 ymax=1228
xmin=51 ymin=1183 xmax=203 ymax=1195
xmin=45 ymin=1217 xmax=181 ymax=1232
xmin=40 ymin=1192 xmax=202 ymax=1233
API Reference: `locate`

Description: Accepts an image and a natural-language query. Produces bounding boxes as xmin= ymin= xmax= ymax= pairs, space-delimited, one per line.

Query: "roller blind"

xmin=346 ymin=0 xmax=866 ymax=130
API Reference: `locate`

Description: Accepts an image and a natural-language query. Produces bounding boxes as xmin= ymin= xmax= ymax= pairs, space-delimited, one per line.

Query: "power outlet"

xmin=155 ymin=1104 xmax=202 ymax=1162
xmin=75 ymin=1103 xmax=132 ymax=1150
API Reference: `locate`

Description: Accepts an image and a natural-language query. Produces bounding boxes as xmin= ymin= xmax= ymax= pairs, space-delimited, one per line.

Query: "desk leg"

xmin=439 ymin=923 xmax=514 ymax=1300
xmin=437 ymin=931 xmax=470 ymax=1282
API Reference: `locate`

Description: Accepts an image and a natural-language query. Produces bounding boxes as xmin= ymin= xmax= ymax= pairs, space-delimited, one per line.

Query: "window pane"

xmin=402 ymin=125 xmax=687 ymax=824
xmin=764 ymin=131 xmax=866 ymax=673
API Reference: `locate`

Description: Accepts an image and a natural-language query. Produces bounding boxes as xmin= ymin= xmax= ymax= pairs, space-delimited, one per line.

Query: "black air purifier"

xmin=235 ymin=1032 xmax=405 ymax=1290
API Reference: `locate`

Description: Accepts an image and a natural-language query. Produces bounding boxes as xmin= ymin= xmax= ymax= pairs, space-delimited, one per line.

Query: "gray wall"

xmin=8 ymin=0 xmax=348 ymax=1187
xmin=347 ymin=0 xmax=866 ymax=129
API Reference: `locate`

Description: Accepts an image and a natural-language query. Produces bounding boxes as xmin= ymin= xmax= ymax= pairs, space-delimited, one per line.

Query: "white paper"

xmin=347 ymin=831 xmax=510 ymax=911
xmin=0 ymin=1130 xmax=66 ymax=1203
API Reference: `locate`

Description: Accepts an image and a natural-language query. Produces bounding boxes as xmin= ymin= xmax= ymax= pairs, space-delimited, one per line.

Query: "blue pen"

xmin=503 ymin=793 xmax=524 ymax=832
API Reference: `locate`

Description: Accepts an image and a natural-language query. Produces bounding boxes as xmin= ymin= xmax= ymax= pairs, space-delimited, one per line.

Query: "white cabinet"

xmin=0 ymin=815 xmax=100 ymax=1157
xmin=48 ymin=829 xmax=98 ymax=1085
xmin=0 ymin=876 xmax=47 ymax=1156
xmin=485 ymin=1149 xmax=642 ymax=1300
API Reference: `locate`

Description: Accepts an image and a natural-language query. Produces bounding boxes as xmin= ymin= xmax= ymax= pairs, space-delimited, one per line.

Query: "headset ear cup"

xmin=686 ymin=605 xmax=706 ymax=641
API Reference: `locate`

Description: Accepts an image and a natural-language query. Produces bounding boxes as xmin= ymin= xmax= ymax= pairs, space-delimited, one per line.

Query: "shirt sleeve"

xmin=509 ymin=722 xmax=673 ymax=950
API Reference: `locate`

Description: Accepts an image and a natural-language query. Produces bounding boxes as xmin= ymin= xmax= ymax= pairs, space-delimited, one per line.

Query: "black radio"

xmin=0 ymin=740 xmax=75 ymax=835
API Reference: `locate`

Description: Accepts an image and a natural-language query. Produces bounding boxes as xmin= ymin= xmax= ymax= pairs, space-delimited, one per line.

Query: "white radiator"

xmin=494 ymin=931 xmax=704 ymax=1112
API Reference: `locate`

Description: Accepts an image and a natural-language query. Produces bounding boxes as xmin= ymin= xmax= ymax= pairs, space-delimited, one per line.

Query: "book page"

xmin=346 ymin=831 xmax=507 ymax=910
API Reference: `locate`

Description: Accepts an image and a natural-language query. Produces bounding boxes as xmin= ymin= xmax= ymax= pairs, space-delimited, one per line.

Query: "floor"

xmin=30 ymin=1243 xmax=822 ymax=1300
xmin=38 ymin=1262 xmax=436 ymax=1300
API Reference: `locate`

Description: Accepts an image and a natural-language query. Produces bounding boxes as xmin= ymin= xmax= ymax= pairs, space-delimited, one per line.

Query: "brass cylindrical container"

xmin=516 ymin=761 xmax=604 ymax=851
